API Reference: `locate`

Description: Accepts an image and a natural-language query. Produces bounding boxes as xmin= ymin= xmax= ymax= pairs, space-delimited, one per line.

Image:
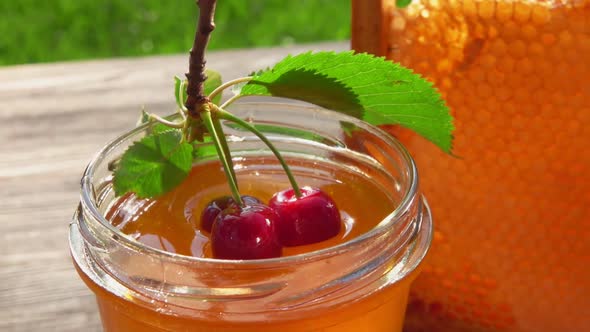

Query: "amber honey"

xmin=352 ymin=0 xmax=590 ymax=331
xmin=106 ymin=158 xmax=395 ymax=258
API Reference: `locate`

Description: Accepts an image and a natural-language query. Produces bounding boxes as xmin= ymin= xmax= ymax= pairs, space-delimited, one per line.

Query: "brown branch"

xmin=185 ymin=0 xmax=217 ymax=117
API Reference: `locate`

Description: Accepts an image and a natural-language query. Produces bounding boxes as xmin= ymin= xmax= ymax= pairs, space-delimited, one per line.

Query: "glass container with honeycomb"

xmin=352 ymin=0 xmax=589 ymax=331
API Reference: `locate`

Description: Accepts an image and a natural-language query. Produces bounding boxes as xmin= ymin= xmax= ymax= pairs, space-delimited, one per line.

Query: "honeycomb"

xmin=380 ymin=0 xmax=590 ymax=331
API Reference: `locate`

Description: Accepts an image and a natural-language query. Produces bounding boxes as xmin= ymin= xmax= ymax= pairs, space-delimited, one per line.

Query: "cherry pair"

xmin=200 ymin=187 xmax=341 ymax=260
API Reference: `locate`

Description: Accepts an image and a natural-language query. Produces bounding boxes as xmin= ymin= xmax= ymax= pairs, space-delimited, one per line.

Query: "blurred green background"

xmin=0 ymin=0 xmax=351 ymax=66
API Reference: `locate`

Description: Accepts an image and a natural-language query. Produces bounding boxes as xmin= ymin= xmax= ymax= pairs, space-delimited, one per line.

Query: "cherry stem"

xmin=182 ymin=116 xmax=192 ymax=143
xmin=185 ymin=0 xmax=217 ymax=117
xmin=177 ymin=79 xmax=188 ymax=119
xmin=214 ymin=105 xmax=302 ymax=198
xmin=220 ymin=94 xmax=243 ymax=109
xmin=212 ymin=114 xmax=239 ymax=192
xmin=208 ymin=76 xmax=252 ymax=103
xmin=201 ymin=106 xmax=243 ymax=206
xmin=147 ymin=113 xmax=184 ymax=128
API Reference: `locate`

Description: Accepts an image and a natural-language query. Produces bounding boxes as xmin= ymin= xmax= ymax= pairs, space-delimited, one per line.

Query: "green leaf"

xmin=243 ymin=67 xmax=362 ymax=118
xmin=230 ymin=81 xmax=248 ymax=96
xmin=136 ymin=108 xmax=151 ymax=127
xmin=396 ymin=0 xmax=412 ymax=8
xmin=192 ymin=136 xmax=217 ymax=160
xmin=204 ymin=69 xmax=223 ymax=104
xmin=174 ymin=69 xmax=223 ymax=107
xmin=151 ymin=123 xmax=175 ymax=135
xmin=240 ymin=51 xmax=454 ymax=153
xmin=113 ymin=130 xmax=193 ymax=198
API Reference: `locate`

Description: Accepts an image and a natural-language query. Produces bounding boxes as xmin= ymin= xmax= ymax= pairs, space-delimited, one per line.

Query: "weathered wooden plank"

xmin=0 ymin=42 xmax=348 ymax=332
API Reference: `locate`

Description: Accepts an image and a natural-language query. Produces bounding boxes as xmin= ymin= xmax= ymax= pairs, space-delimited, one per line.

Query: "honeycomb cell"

xmin=536 ymin=59 xmax=553 ymax=76
xmin=467 ymin=67 xmax=486 ymax=81
xmin=480 ymin=54 xmax=498 ymax=69
xmin=478 ymin=0 xmax=496 ymax=19
xmin=495 ymin=0 xmax=514 ymax=22
xmin=559 ymin=30 xmax=574 ymax=47
xmin=521 ymin=24 xmax=537 ymax=39
xmin=476 ymin=83 xmax=493 ymax=98
xmin=528 ymin=42 xmax=544 ymax=57
xmin=513 ymin=1 xmax=532 ymax=23
xmin=463 ymin=0 xmax=477 ymax=16
xmin=495 ymin=86 xmax=512 ymax=101
xmin=436 ymin=58 xmax=453 ymax=72
xmin=490 ymin=39 xmax=508 ymax=55
xmin=489 ymin=26 xmax=502 ymax=40
xmin=496 ymin=57 xmax=515 ymax=72
xmin=503 ymin=21 xmax=520 ymax=38
xmin=486 ymin=69 xmax=505 ymax=86
xmin=531 ymin=4 xmax=551 ymax=24
xmin=508 ymin=39 xmax=527 ymax=57
xmin=515 ymin=58 xmax=534 ymax=75
xmin=525 ymin=74 xmax=541 ymax=90
xmin=541 ymin=32 xmax=557 ymax=45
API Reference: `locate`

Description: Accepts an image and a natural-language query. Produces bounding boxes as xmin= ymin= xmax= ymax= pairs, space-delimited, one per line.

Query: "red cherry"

xmin=200 ymin=195 xmax=261 ymax=232
xmin=200 ymin=196 xmax=232 ymax=232
xmin=269 ymin=186 xmax=341 ymax=246
xmin=211 ymin=203 xmax=282 ymax=260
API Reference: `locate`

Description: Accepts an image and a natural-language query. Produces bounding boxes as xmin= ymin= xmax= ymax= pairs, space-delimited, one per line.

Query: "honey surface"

xmin=106 ymin=157 xmax=395 ymax=258
xmin=82 ymin=157 xmax=418 ymax=331
xmin=382 ymin=0 xmax=590 ymax=331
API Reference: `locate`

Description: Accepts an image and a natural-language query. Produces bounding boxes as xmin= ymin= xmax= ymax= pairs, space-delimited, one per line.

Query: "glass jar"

xmin=69 ymin=102 xmax=433 ymax=332
xmin=353 ymin=0 xmax=590 ymax=331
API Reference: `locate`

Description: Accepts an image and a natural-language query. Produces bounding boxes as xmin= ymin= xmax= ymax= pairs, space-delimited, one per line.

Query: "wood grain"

xmin=0 ymin=42 xmax=348 ymax=332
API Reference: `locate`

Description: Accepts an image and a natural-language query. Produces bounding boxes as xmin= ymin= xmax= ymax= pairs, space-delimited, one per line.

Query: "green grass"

xmin=0 ymin=0 xmax=351 ymax=66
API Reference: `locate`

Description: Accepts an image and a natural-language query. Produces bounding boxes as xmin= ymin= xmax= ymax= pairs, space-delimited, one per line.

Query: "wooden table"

xmin=0 ymin=41 xmax=348 ymax=332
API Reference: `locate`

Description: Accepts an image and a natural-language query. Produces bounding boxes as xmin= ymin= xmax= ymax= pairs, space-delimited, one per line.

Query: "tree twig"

xmin=185 ymin=0 xmax=217 ymax=117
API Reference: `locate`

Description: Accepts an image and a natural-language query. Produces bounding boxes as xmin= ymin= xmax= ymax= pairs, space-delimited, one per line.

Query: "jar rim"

xmin=79 ymin=101 xmax=419 ymax=267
